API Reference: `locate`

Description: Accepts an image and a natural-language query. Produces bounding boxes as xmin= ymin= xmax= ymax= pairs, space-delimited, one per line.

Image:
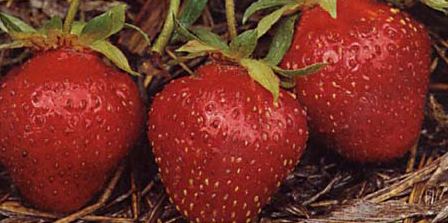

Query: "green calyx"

xmin=415 ymin=0 xmax=448 ymax=14
xmin=243 ymin=0 xmax=337 ymax=25
xmin=173 ymin=17 xmax=325 ymax=105
xmin=0 ymin=4 xmax=146 ymax=76
xmin=388 ymin=0 xmax=448 ymax=14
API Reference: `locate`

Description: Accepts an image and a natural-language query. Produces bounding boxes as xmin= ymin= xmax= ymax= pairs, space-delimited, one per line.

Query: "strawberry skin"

xmin=148 ymin=63 xmax=308 ymax=222
xmin=0 ymin=49 xmax=144 ymax=213
xmin=280 ymin=0 xmax=431 ymax=162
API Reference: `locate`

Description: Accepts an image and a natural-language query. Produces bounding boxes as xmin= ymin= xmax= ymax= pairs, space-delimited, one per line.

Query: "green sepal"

xmin=0 ymin=40 xmax=24 ymax=50
xmin=255 ymin=3 xmax=298 ymax=39
xmin=229 ymin=29 xmax=258 ymax=59
xmin=242 ymin=0 xmax=297 ymax=24
xmin=174 ymin=19 xmax=230 ymax=56
xmin=89 ymin=40 xmax=140 ymax=77
xmin=79 ymin=4 xmax=126 ymax=44
xmin=421 ymin=0 xmax=448 ymax=14
xmin=124 ymin=23 xmax=151 ymax=47
xmin=70 ymin=21 xmax=87 ymax=36
xmin=0 ymin=13 xmax=37 ymax=33
xmin=174 ymin=18 xmax=198 ymax=41
xmin=192 ymin=27 xmax=229 ymax=52
xmin=167 ymin=51 xmax=206 ymax=66
xmin=41 ymin=16 xmax=63 ymax=35
xmin=174 ymin=20 xmax=230 ymax=52
xmin=315 ymin=0 xmax=337 ymax=19
xmin=171 ymin=0 xmax=209 ymax=41
xmin=241 ymin=58 xmax=280 ymax=104
xmin=263 ymin=14 xmax=298 ymax=65
xmin=280 ymin=79 xmax=296 ymax=89
xmin=177 ymin=39 xmax=220 ymax=53
xmin=272 ymin=62 xmax=326 ymax=77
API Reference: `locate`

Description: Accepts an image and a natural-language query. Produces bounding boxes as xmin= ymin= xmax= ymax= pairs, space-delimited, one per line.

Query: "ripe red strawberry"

xmin=0 ymin=49 xmax=144 ymax=213
xmin=148 ymin=63 xmax=308 ymax=222
xmin=0 ymin=4 xmax=144 ymax=213
xmin=280 ymin=0 xmax=431 ymax=162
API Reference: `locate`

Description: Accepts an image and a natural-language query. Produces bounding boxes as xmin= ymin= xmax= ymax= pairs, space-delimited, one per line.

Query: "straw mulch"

xmin=1 ymin=0 xmax=448 ymax=222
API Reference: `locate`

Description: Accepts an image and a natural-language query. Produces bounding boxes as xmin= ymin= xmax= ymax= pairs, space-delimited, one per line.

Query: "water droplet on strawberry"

xmin=348 ymin=58 xmax=359 ymax=71
xmin=57 ymin=51 xmax=69 ymax=60
xmin=231 ymin=109 xmax=240 ymax=119
xmin=84 ymin=119 xmax=92 ymax=130
xmin=205 ymin=103 xmax=216 ymax=113
xmin=323 ymin=50 xmax=339 ymax=64
xmin=22 ymin=79 xmax=30 ymax=89
xmin=22 ymin=104 xmax=30 ymax=112
xmin=286 ymin=118 xmax=294 ymax=127
xmin=387 ymin=43 xmax=398 ymax=53
xmin=211 ymin=120 xmax=220 ymax=129
xmin=79 ymin=100 xmax=88 ymax=110
xmin=203 ymin=133 xmax=210 ymax=143
xmin=95 ymin=115 xmax=103 ymax=123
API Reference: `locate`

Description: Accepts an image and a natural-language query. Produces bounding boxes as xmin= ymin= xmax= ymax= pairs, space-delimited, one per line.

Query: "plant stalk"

xmin=63 ymin=0 xmax=83 ymax=35
xmin=152 ymin=0 xmax=181 ymax=55
xmin=225 ymin=0 xmax=237 ymax=40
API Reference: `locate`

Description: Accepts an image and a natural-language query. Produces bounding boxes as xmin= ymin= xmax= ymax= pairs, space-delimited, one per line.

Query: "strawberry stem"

xmin=63 ymin=0 xmax=83 ymax=34
xmin=225 ymin=0 xmax=237 ymax=40
xmin=152 ymin=0 xmax=180 ymax=55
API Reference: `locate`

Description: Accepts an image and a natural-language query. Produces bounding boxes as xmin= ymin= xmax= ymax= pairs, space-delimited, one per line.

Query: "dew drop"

xmin=211 ymin=119 xmax=220 ymax=129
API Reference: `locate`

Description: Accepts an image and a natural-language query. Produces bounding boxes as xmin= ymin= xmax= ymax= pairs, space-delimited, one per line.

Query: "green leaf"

xmin=263 ymin=14 xmax=298 ymax=65
xmin=174 ymin=18 xmax=199 ymax=42
xmin=255 ymin=3 xmax=297 ymax=38
xmin=240 ymin=58 xmax=280 ymax=103
xmin=108 ymin=4 xmax=127 ymax=35
xmin=42 ymin=16 xmax=63 ymax=35
xmin=317 ymin=0 xmax=337 ymax=19
xmin=124 ymin=23 xmax=151 ymax=47
xmin=80 ymin=4 xmax=126 ymax=44
xmin=242 ymin=0 xmax=297 ymax=24
xmin=421 ymin=0 xmax=448 ymax=14
xmin=192 ymin=27 xmax=229 ymax=51
xmin=172 ymin=0 xmax=209 ymax=41
xmin=280 ymin=80 xmax=296 ymax=89
xmin=0 ymin=13 xmax=37 ymax=33
xmin=176 ymin=39 xmax=219 ymax=53
xmin=229 ymin=29 xmax=258 ymax=59
xmin=272 ymin=62 xmax=326 ymax=77
xmin=70 ymin=21 xmax=86 ymax=36
xmin=89 ymin=40 xmax=140 ymax=76
xmin=0 ymin=40 xmax=24 ymax=50
xmin=167 ymin=52 xmax=206 ymax=66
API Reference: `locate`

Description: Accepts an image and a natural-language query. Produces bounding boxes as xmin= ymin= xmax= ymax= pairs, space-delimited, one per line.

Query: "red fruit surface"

xmin=147 ymin=63 xmax=308 ymax=222
xmin=281 ymin=0 xmax=431 ymax=162
xmin=0 ymin=49 xmax=144 ymax=213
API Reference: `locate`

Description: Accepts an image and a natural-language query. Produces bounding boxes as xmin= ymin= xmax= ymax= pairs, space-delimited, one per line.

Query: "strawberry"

xmin=0 ymin=4 xmax=144 ymax=213
xmin=148 ymin=63 xmax=308 ymax=222
xmin=280 ymin=0 xmax=431 ymax=162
